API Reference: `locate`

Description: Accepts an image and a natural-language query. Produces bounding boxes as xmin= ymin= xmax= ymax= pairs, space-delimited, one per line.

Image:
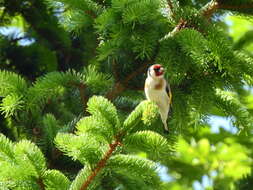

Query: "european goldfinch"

xmin=144 ymin=64 xmax=172 ymax=132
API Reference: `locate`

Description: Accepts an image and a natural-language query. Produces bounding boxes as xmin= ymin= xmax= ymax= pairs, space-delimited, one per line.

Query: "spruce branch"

xmin=85 ymin=10 xmax=97 ymax=18
xmin=169 ymin=18 xmax=188 ymax=37
xmin=167 ymin=0 xmax=174 ymax=11
xmin=111 ymin=59 xmax=120 ymax=82
xmin=37 ymin=178 xmax=46 ymax=190
xmin=167 ymin=0 xmax=175 ymax=18
xmin=77 ymin=83 xmax=88 ymax=112
xmin=161 ymin=0 xmax=219 ymax=40
xmin=218 ymin=3 xmax=253 ymax=10
xmin=201 ymin=0 xmax=253 ymax=19
xmin=80 ymin=134 xmax=123 ymax=190
xmin=106 ymin=62 xmax=150 ymax=100
xmin=201 ymin=0 xmax=219 ymax=19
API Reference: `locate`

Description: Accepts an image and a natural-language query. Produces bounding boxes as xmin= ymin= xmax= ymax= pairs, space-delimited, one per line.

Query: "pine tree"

xmin=1 ymin=0 xmax=253 ymax=189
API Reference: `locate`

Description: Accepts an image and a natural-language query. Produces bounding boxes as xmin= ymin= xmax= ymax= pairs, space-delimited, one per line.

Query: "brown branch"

xmin=78 ymin=83 xmax=88 ymax=112
xmin=219 ymin=3 xmax=253 ymax=10
xmin=85 ymin=10 xmax=97 ymax=19
xmin=167 ymin=0 xmax=175 ymax=18
xmin=37 ymin=178 xmax=45 ymax=190
xmin=70 ymin=81 xmax=89 ymax=111
xmin=161 ymin=0 xmax=219 ymax=40
xmin=201 ymin=0 xmax=219 ymax=19
xmin=80 ymin=135 xmax=122 ymax=190
xmin=167 ymin=0 xmax=174 ymax=11
xmin=112 ymin=59 xmax=120 ymax=82
xmin=106 ymin=82 xmax=125 ymax=100
xmin=105 ymin=62 xmax=151 ymax=100
xmin=201 ymin=1 xmax=253 ymax=19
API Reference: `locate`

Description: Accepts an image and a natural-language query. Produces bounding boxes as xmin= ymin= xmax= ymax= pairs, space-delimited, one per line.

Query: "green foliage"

xmin=124 ymin=130 xmax=172 ymax=160
xmin=53 ymin=96 xmax=172 ymax=188
xmin=0 ymin=93 xmax=24 ymax=118
xmin=55 ymin=132 xmax=108 ymax=165
xmin=95 ymin=0 xmax=170 ymax=61
xmin=86 ymin=96 xmax=120 ymax=134
xmin=41 ymin=114 xmax=60 ymax=153
xmin=0 ymin=134 xmax=69 ymax=189
xmin=215 ymin=89 xmax=253 ymax=131
xmin=69 ymin=166 xmax=100 ymax=190
xmin=107 ymin=154 xmax=161 ymax=188
xmin=167 ymin=134 xmax=251 ymax=188
xmin=43 ymin=170 xmax=70 ymax=190
xmin=26 ymin=71 xmax=84 ymax=112
xmin=123 ymin=100 xmax=159 ymax=132
xmin=0 ymin=133 xmax=15 ymax=161
xmin=76 ymin=116 xmax=114 ymax=143
xmin=14 ymin=140 xmax=46 ymax=177
xmin=0 ymin=70 xmax=28 ymax=97
xmin=83 ymin=65 xmax=114 ymax=94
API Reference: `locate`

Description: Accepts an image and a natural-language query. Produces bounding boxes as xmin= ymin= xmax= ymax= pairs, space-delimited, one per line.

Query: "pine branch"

xmin=80 ymin=134 xmax=122 ymax=190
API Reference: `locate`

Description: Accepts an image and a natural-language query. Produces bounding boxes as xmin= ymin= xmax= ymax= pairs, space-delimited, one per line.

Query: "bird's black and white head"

xmin=148 ymin=64 xmax=165 ymax=79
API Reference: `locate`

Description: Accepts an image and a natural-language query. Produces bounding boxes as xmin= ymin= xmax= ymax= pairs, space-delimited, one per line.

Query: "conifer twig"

xmin=106 ymin=63 xmax=150 ymax=100
xmin=201 ymin=0 xmax=219 ymax=19
xmin=167 ymin=0 xmax=175 ymax=17
xmin=37 ymin=178 xmax=46 ymax=190
xmin=85 ymin=10 xmax=97 ymax=18
xmin=80 ymin=135 xmax=122 ymax=190
xmin=112 ymin=59 xmax=120 ymax=82
xmin=78 ymin=83 xmax=88 ymax=112
xmin=201 ymin=1 xmax=253 ymax=19
xmin=219 ymin=3 xmax=253 ymax=10
xmin=161 ymin=0 xmax=219 ymax=40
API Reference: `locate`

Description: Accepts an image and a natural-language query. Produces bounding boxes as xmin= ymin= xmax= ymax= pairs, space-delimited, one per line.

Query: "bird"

xmin=144 ymin=64 xmax=172 ymax=132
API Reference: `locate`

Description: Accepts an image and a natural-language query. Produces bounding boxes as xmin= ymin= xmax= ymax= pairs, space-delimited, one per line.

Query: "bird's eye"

xmin=154 ymin=68 xmax=160 ymax=71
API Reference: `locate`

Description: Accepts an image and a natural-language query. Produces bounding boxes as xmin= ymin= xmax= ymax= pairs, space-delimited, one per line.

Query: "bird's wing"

xmin=165 ymin=82 xmax=172 ymax=106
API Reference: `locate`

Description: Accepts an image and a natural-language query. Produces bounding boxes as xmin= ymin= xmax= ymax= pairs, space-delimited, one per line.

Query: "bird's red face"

xmin=152 ymin=64 xmax=164 ymax=76
xmin=148 ymin=64 xmax=165 ymax=79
